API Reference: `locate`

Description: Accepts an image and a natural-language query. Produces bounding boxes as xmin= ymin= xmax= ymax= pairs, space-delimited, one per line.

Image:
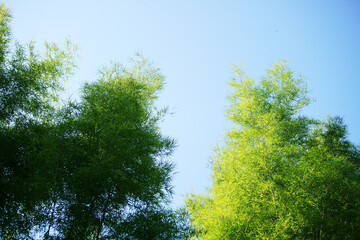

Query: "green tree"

xmin=0 ymin=4 xmax=77 ymax=238
xmin=0 ymin=5 xmax=188 ymax=239
xmin=186 ymin=61 xmax=360 ymax=239
xmin=55 ymin=60 xmax=181 ymax=239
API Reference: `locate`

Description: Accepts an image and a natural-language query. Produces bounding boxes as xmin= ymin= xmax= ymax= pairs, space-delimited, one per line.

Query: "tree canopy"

xmin=0 ymin=4 xmax=188 ymax=239
xmin=2 ymin=3 xmax=360 ymax=239
xmin=186 ymin=61 xmax=360 ymax=239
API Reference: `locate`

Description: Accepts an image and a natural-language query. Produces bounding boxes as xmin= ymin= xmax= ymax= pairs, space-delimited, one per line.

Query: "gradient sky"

xmin=4 ymin=0 xmax=360 ymax=207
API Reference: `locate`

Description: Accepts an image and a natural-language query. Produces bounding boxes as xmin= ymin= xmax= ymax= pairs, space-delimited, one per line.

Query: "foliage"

xmin=186 ymin=61 xmax=360 ymax=239
xmin=0 ymin=4 xmax=187 ymax=239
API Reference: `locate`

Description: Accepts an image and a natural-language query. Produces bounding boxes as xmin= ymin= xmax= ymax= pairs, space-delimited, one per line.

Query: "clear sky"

xmin=4 ymin=0 xmax=360 ymax=207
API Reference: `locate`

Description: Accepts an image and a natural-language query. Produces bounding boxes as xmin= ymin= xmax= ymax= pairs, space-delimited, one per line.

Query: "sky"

xmin=4 ymin=0 xmax=360 ymax=208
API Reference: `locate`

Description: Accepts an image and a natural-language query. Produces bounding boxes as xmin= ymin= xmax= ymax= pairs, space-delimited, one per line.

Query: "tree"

xmin=0 ymin=4 xmax=77 ymax=238
xmin=0 ymin=4 xmax=188 ymax=239
xmin=186 ymin=61 xmax=360 ymax=239
xmin=54 ymin=60 xmax=181 ymax=239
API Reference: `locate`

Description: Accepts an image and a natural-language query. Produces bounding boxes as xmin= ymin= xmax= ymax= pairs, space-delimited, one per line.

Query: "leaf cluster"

xmin=0 ymin=5 xmax=187 ymax=239
xmin=186 ymin=61 xmax=360 ymax=239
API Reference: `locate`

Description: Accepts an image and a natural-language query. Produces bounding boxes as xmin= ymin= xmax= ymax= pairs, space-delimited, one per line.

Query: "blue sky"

xmin=4 ymin=0 xmax=360 ymax=207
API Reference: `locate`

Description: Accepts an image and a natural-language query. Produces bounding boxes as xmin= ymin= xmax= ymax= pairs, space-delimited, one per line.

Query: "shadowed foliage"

xmin=0 ymin=4 xmax=189 ymax=239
